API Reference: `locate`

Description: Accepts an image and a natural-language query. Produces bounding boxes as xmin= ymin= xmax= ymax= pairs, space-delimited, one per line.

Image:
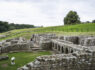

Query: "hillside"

xmin=0 ymin=23 xmax=95 ymax=41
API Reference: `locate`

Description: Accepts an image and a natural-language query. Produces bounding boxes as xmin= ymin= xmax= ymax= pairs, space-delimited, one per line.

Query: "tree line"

xmin=64 ymin=10 xmax=95 ymax=25
xmin=0 ymin=21 xmax=35 ymax=33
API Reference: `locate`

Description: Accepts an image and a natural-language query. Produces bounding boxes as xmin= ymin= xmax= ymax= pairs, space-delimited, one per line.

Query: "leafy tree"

xmin=86 ymin=21 xmax=90 ymax=23
xmin=0 ymin=21 xmax=9 ymax=32
xmin=0 ymin=21 xmax=35 ymax=33
xmin=64 ymin=11 xmax=80 ymax=25
xmin=92 ymin=20 xmax=95 ymax=23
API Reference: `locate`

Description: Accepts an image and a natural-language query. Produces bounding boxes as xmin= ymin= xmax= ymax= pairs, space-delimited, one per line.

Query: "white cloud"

xmin=0 ymin=0 xmax=94 ymax=26
xmin=0 ymin=2 xmax=49 ymax=26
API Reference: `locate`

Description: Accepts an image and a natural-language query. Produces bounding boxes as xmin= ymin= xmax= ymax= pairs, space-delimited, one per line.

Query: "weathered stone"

xmin=64 ymin=36 xmax=79 ymax=44
xmin=40 ymin=42 xmax=52 ymax=50
xmin=1 ymin=34 xmax=95 ymax=70
xmin=0 ymin=35 xmax=6 ymax=38
xmin=17 ymin=65 xmax=29 ymax=70
xmin=0 ymin=37 xmax=30 ymax=53
xmin=1 ymin=46 xmax=10 ymax=53
xmin=11 ymin=40 xmax=18 ymax=45
xmin=17 ymin=34 xmax=95 ymax=70
xmin=31 ymin=34 xmax=57 ymax=50
xmin=6 ymin=39 xmax=13 ymax=42
xmin=0 ymin=55 xmax=9 ymax=61
xmin=83 ymin=37 xmax=95 ymax=46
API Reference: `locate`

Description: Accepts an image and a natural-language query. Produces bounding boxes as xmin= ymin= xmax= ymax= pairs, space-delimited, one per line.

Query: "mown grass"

xmin=0 ymin=23 xmax=95 ymax=41
xmin=0 ymin=51 xmax=51 ymax=70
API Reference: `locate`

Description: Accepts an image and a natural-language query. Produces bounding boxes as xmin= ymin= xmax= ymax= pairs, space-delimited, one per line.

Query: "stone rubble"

xmin=0 ymin=55 xmax=9 ymax=61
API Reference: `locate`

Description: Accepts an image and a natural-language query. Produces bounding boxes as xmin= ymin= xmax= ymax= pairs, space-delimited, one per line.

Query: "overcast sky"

xmin=0 ymin=0 xmax=95 ymax=26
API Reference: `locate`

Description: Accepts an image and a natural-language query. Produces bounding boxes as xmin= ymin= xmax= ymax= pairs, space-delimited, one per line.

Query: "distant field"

xmin=0 ymin=51 xmax=51 ymax=70
xmin=0 ymin=23 xmax=95 ymax=41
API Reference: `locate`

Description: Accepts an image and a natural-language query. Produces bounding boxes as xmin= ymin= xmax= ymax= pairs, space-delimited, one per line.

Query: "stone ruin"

xmin=0 ymin=37 xmax=30 ymax=54
xmin=17 ymin=34 xmax=95 ymax=70
xmin=18 ymin=52 xmax=95 ymax=70
xmin=31 ymin=34 xmax=58 ymax=50
xmin=0 ymin=54 xmax=9 ymax=61
xmin=0 ymin=34 xmax=95 ymax=70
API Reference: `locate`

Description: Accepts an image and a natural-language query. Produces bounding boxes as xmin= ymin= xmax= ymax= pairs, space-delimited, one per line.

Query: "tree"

xmin=92 ymin=20 xmax=95 ymax=23
xmin=64 ymin=11 xmax=80 ymax=25
xmin=0 ymin=20 xmax=35 ymax=33
xmin=86 ymin=21 xmax=90 ymax=23
xmin=0 ymin=21 xmax=9 ymax=32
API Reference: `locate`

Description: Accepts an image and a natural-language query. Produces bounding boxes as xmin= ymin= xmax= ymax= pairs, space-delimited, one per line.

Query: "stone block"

xmin=0 ymin=55 xmax=9 ymax=61
xmin=64 ymin=36 xmax=79 ymax=44
xmin=17 ymin=65 xmax=29 ymax=70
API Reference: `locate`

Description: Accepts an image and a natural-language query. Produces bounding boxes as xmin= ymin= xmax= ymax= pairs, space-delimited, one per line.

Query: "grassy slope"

xmin=0 ymin=23 xmax=95 ymax=41
xmin=0 ymin=51 xmax=51 ymax=70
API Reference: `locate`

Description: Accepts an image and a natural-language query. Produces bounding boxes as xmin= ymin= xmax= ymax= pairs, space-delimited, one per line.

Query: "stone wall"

xmin=31 ymin=34 xmax=95 ymax=53
xmin=52 ymin=39 xmax=84 ymax=54
xmin=17 ymin=34 xmax=95 ymax=70
xmin=59 ymin=35 xmax=95 ymax=47
xmin=64 ymin=36 xmax=79 ymax=44
xmin=0 ymin=37 xmax=30 ymax=53
xmin=31 ymin=34 xmax=57 ymax=50
xmin=81 ymin=37 xmax=95 ymax=46
xmin=40 ymin=41 xmax=52 ymax=50
xmin=18 ymin=51 xmax=95 ymax=70
xmin=1 ymin=46 xmax=10 ymax=53
xmin=9 ymin=43 xmax=30 ymax=51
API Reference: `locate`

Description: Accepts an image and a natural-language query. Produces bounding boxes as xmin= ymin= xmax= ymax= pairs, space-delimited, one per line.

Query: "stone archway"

xmin=65 ymin=48 xmax=68 ymax=54
xmin=71 ymin=49 xmax=73 ymax=53
xmin=52 ymin=43 xmax=54 ymax=48
xmin=52 ymin=43 xmax=55 ymax=50
xmin=61 ymin=47 xmax=64 ymax=53
xmin=58 ymin=45 xmax=60 ymax=51
xmin=55 ymin=44 xmax=57 ymax=49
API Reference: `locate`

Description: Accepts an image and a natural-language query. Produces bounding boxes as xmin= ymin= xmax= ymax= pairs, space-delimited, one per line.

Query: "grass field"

xmin=0 ymin=23 xmax=95 ymax=41
xmin=0 ymin=51 xmax=51 ymax=70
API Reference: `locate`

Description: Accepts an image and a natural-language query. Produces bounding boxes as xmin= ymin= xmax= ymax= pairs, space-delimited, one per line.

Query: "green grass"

xmin=0 ymin=23 xmax=95 ymax=41
xmin=0 ymin=51 xmax=51 ymax=70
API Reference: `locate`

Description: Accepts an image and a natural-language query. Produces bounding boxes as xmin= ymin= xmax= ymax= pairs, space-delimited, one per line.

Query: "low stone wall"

xmin=64 ymin=36 xmax=79 ymax=44
xmin=40 ymin=41 xmax=52 ymax=50
xmin=60 ymin=35 xmax=95 ymax=47
xmin=1 ymin=46 xmax=10 ymax=53
xmin=0 ymin=55 xmax=9 ymax=61
xmin=0 ymin=37 xmax=30 ymax=53
xmin=81 ymin=37 xmax=95 ymax=46
xmin=18 ymin=51 xmax=95 ymax=70
xmin=0 ymin=35 xmax=6 ymax=38
xmin=10 ymin=43 xmax=30 ymax=51
xmin=1 ymin=43 xmax=30 ymax=53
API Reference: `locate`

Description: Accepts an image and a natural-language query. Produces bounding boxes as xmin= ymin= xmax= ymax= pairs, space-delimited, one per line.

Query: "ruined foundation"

xmin=17 ymin=34 xmax=95 ymax=70
xmin=0 ymin=37 xmax=30 ymax=53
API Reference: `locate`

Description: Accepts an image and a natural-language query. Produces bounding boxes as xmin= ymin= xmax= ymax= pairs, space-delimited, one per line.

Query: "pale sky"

xmin=0 ymin=0 xmax=95 ymax=26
